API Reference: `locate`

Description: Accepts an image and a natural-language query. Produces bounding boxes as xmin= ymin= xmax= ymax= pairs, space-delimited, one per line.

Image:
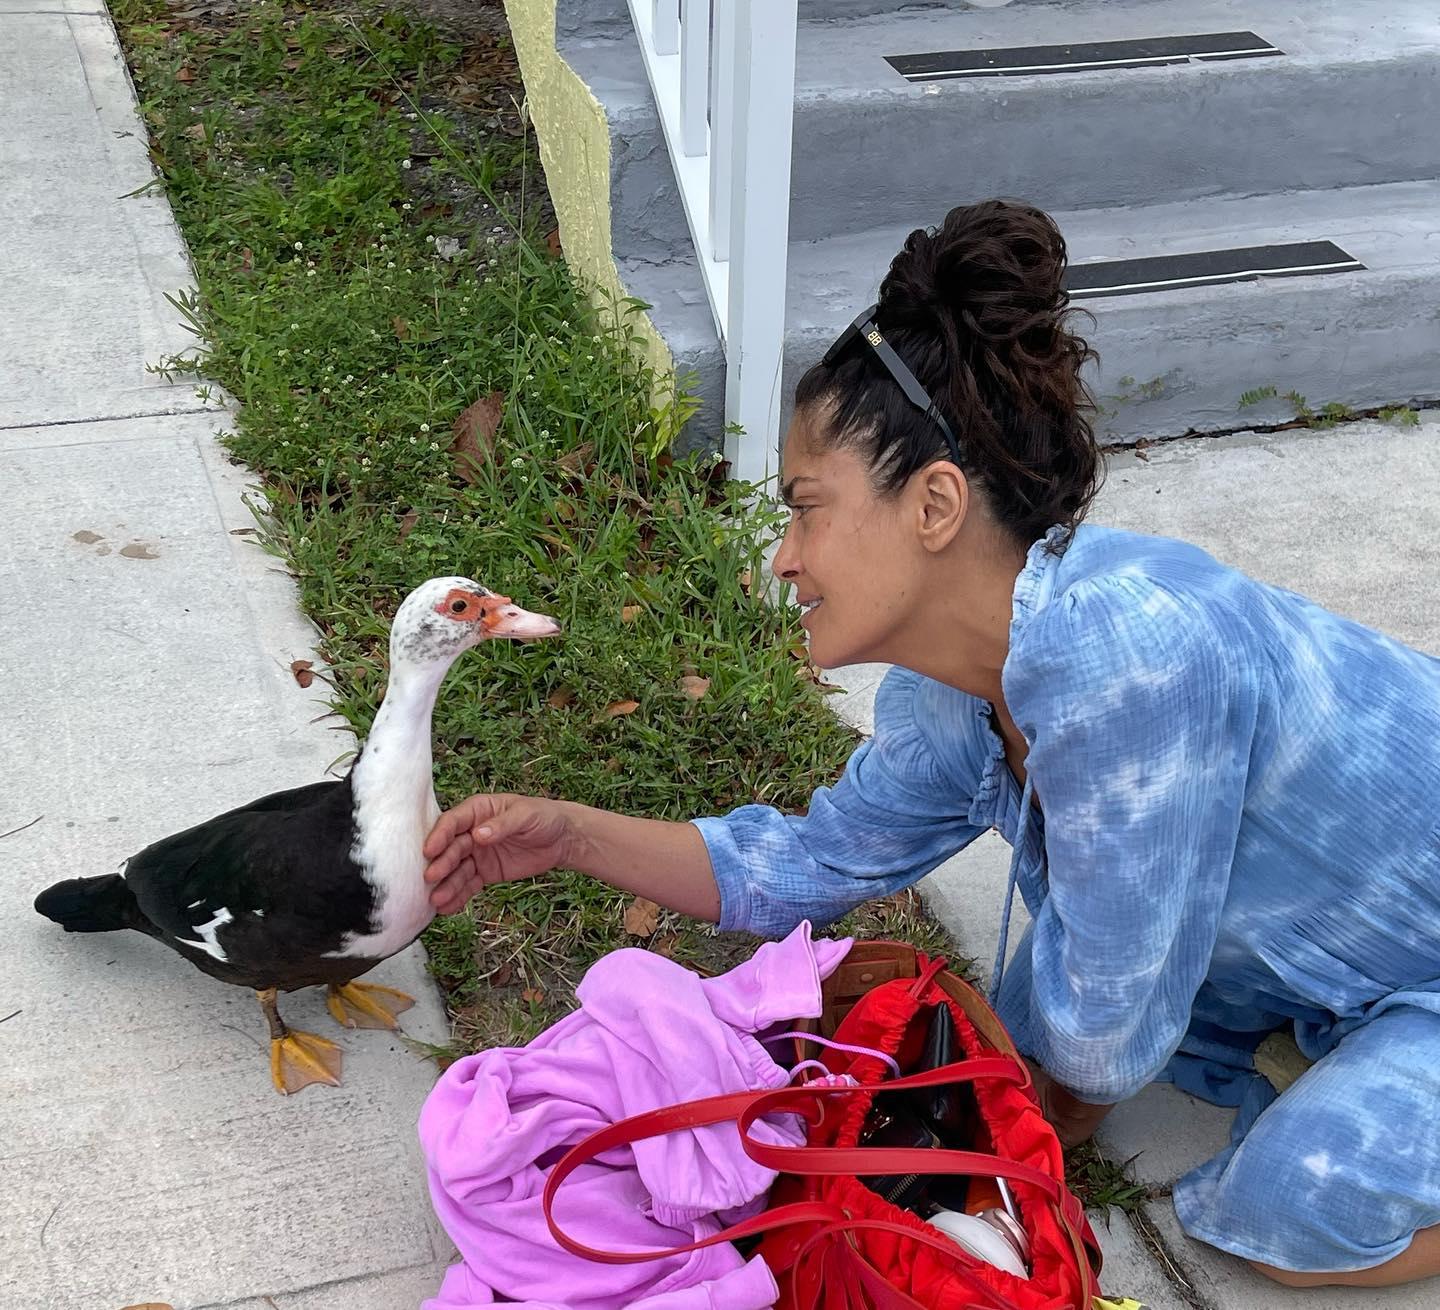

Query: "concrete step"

xmin=556 ymin=0 xmax=1030 ymax=46
xmin=573 ymin=0 xmax=1440 ymax=258
xmin=626 ymin=178 xmax=1440 ymax=448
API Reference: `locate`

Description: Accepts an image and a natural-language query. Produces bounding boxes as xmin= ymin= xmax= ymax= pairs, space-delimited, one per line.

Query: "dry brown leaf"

xmin=555 ymin=441 xmax=595 ymax=474
xmin=290 ymin=659 xmax=315 ymax=689
xmin=621 ymin=605 xmax=642 ymax=624
xmin=490 ymin=962 xmax=514 ymax=987
xmin=546 ymin=687 xmax=575 ymax=710
xmin=623 ymin=896 xmax=661 ymax=938
xmin=605 ymin=699 xmax=640 ymax=718
xmin=521 ymin=987 xmax=545 ymax=1005
xmin=239 ymin=246 xmax=253 ymax=272
xmin=450 ymin=391 xmax=505 ymax=484
xmin=651 ymin=932 xmax=679 ymax=959
xmin=603 ymin=756 xmax=622 ymax=773
xmin=392 ymin=315 xmax=411 ymax=342
xmin=545 ymin=226 xmax=563 ymax=257
xmin=182 ymin=123 xmax=206 ymax=141
xmin=680 ymin=674 xmax=711 ymax=701
xmin=175 ymin=67 xmax=196 ymax=83
xmin=398 ymin=511 xmax=419 ymax=541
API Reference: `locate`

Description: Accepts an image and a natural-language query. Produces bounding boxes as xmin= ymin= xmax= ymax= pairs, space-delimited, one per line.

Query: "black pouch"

xmin=859 ymin=1003 xmax=979 ymax=1213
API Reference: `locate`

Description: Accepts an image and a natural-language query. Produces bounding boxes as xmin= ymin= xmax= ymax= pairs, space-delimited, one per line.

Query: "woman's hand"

xmin=1025 ymin=1058 xmax=1115 ymax=1148
xmin=423 ymin=795 xmax=723 ymax=921
xmin=423 ymin=794 xmax=574 ymax=914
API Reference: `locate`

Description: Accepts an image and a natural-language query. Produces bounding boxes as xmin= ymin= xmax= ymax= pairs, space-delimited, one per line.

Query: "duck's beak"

xmin=480 ymin=597 xmax=562 ymax=641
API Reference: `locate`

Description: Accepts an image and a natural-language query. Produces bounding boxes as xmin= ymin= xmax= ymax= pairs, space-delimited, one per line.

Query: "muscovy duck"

xmin=34 ymin=576 xmax=559 ymax=1094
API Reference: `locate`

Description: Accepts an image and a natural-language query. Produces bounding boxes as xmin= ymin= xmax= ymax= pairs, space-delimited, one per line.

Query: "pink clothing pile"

xmin=418 ymin=923 xmax=851 ymax=1310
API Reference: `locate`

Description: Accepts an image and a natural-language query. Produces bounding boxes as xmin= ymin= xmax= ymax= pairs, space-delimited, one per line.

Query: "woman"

xmin=423 ymin=201 xmax=1440 ymax=1289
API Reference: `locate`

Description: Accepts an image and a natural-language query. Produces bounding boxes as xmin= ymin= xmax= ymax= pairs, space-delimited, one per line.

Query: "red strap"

xmin=734 ymin=1064 xmax=1065 ymax=1206
xmin=542 ymin=1057 xmax=1058 ymax=1263
xmin=792 ymin=1219 xmax=1031 ymax=1310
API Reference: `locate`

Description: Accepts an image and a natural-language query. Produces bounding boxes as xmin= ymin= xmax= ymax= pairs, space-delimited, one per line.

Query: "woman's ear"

xmin=915 ymin=460 xmax=969 ymax=553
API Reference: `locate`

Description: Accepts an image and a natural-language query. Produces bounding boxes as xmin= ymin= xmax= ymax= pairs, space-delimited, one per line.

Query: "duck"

xmin=34 ymin=576 xmax=559 ymax=1094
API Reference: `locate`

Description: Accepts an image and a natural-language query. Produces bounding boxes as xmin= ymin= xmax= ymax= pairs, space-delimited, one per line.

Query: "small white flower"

xmin=429 ymin=441 xmax=439 ymax=451
xmin=425 ymin=235 xmax=435 ymax=245
xmin=419 ymin=423 xmax=430 ymax=432
xmin=306 ymin=268 xmax=316 ymax=276
xmin=402 ymin=203 xmax=412 ymax=212
xmin=386 ymin=261 xmax=396 ymax=270
xmin=409 ymin=436 xmax=418 ymax=445
xmin=294 ymin=241 xmax=303 ymax=250
xmin=361 ymin=457 xmax=371 ymax=467
xmin=290 ymin=322 xmax=300 ymax=330
xmin=401 ymin=158 xmax=413 ymax=169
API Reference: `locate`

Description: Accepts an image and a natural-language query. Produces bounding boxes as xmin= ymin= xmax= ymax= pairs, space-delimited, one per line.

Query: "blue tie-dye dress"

xmin=693 ymin=523 xmax=1440 ymax=1273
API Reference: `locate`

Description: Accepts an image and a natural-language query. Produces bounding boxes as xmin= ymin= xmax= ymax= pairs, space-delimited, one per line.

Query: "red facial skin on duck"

xmin=433 ymin=588 xmax=562 ymax=641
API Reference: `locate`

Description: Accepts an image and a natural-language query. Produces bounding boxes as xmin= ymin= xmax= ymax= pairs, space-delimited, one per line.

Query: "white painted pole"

xmin=708 ymin=0 xmax=736 ymax=266
xmin=723 ymin=0 xmax=798 ymax=486
xmin=678 ymin=0 xmax=711 ymax=157
xmin=652 ymin=0 xmax=679 ymax=56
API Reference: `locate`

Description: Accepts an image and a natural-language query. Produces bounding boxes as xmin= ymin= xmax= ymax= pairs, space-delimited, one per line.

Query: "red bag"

xmin=543 ymin=941 xmax=1102 ymax=1310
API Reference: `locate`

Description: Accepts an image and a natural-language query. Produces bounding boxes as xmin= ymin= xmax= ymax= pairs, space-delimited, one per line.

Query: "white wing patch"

xmin=179 ymin=907 xmax=235 ymax=962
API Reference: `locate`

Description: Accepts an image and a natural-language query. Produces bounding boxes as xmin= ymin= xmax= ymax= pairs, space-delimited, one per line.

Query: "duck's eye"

xmin=450 ymin=599 xmax=468 ymax=615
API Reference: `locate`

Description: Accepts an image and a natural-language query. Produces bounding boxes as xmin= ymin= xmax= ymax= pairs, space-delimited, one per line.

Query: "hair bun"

xmin=880 ymin=199 xmax=1070 ymax=345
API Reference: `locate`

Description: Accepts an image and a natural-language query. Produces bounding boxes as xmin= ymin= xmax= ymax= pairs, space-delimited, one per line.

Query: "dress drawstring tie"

xmin=988 ymin=770 xmax=1035 ymax=1008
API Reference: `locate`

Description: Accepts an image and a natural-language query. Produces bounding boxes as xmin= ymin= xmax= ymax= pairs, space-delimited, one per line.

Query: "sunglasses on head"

xmin=821 ymin=303 xmax=964 ymax=467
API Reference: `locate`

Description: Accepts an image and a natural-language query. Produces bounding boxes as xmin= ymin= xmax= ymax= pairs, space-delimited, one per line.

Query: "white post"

xmin=708 ymin=0 xmax=736 ymax=265
xmin=723 ymin=0 xmax=798 ymax=486
xmin=678 ymin=0 xmax=711 ymax=157
xmin=651 ymin=0 xmax=679 ymax=56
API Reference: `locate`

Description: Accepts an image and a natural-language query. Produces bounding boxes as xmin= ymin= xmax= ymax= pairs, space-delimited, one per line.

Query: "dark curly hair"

xmin=795 ymin=199 xmax=1102 ymax=548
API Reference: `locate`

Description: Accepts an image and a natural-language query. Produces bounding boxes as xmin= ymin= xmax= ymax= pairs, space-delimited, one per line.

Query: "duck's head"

xmin=391 ymin=576 xmax=561 ymax=669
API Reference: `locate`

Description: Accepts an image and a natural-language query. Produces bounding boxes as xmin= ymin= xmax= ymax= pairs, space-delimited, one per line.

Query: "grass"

xmin=1065 ymin=1140 xmax=1151 ymax=1216
xmin=110 ymin=0 xmax=958 ymax=1047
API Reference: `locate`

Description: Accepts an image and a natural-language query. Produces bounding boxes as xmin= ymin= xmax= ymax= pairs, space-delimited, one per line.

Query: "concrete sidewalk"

xmin=834 ymin=413 xmax=1440 ymax=1308
xmin=1 ymin=10 xmax=453 ymax=1308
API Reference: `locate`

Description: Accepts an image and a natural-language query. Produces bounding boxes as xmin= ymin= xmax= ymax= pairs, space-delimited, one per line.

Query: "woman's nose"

xmin=771 ymin=525 xmax=801 ymax=580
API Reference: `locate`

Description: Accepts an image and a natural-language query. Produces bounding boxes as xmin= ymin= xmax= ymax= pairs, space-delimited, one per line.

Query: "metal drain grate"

xmin=887 ymin=31 xmax=1282 ymax=82
xmin=1063 ymin=241 xmax=1366 ymax=301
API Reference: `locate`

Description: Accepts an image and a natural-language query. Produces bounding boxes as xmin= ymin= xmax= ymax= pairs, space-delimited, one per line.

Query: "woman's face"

xmin=770 ymin=416 xmax=926 ymax=670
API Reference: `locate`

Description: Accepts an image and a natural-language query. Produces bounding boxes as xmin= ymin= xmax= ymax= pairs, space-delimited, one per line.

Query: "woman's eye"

xmin=789 ymin=504 xmax=811 ymax=519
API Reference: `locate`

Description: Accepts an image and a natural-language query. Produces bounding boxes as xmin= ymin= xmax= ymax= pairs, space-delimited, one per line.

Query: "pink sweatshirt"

xmin=418 ymin=924 xmax=851 ymax=1309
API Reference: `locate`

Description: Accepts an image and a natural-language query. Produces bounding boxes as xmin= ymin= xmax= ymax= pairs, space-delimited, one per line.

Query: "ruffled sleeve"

xmin=1004 ymin=572 xmax=1261 ymax=1103
xmin=693 ymin=668 xmax=993 ymax=938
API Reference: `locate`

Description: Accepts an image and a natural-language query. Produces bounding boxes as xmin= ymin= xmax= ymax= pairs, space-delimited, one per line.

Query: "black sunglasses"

xmin=821 ymin=304 xmax=964 ymax=467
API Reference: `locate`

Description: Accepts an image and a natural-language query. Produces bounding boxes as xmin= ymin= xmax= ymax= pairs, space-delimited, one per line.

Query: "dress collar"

xmin=1008 ymin=523 xmax=1071 ymax=647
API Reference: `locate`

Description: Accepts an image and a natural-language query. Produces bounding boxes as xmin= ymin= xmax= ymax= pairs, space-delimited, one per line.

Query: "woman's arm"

xmin=422 ymin=794 xmax=719 ymax=918
xmin=1004 ymin=573 xmax=1259 ymax=1105
xmin=425 ymin=668 xmax=993 ymax=932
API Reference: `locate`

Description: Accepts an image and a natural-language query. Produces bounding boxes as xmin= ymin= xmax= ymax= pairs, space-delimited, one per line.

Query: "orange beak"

xmin=479 ymin=594 xmax=562 ymax=640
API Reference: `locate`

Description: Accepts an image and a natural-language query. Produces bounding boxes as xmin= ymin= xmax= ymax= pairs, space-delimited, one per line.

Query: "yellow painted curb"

xmin=502 ymin=0 xmax=681 ymax=419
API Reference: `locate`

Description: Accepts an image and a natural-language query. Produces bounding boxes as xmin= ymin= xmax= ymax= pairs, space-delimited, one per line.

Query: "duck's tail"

xmin=34 ymin=873 xmax=152 ymax=935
